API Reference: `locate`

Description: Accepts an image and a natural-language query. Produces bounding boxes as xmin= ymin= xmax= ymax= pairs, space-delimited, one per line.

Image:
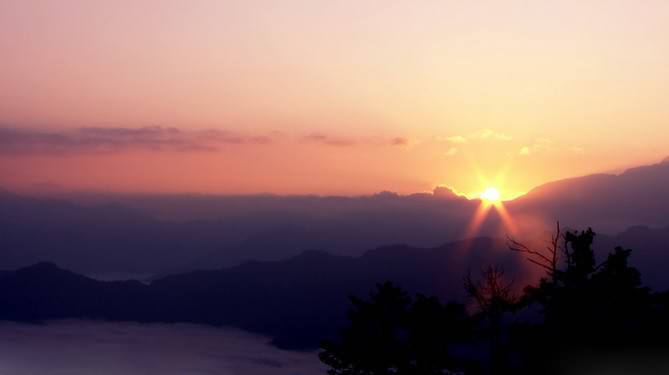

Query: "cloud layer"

xmin=440 ymin=129 xmax=512 ymax=145
xmin=0 ymin=321 xmax=323 ymax=375
xmin=0 ymin=126 xmax=274 ymax=155
xmin=301 ymin=133 xmax=410 ymax=148
xmin=0 ymin=126 xmax=410 ymax=155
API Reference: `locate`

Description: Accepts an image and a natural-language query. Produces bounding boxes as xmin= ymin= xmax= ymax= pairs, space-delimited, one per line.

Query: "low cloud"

xmin=439 ymin=129 xmax=512 ymax=146
xmin=444 ymin=147 xmax=458 ymax=157
xmin=390 ymin=137 xmax=410 ymax=146
xmin=519 ymin=138 xmax=553 ymax=156
xmin=0 ymin=126 xmax=273 ymax=155
xmin=0 ymin=321 xmax=323 ymax=375
xmin=475 ymin=128 xmax=512 ymax=141
xmin=0 ymin=126 xmax=411 ymax=156
xmin=301 ymin=133 xmax=357 ymax=147
xmin=301 ymin=133 xmax=410 ymax=148
xmin=440 ymin=135 xmax=468 ymax=144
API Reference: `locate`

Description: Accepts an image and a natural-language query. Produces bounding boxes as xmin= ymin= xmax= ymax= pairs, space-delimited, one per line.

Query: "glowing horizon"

xmin=2 ymin=1 xmax=669 ymax=196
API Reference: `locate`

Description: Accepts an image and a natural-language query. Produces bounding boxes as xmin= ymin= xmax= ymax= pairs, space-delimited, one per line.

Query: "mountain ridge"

xmin=2 ymin=157 xmax=669 ymax=276
xmin=0 ymin=237 xmax=522 ymax=349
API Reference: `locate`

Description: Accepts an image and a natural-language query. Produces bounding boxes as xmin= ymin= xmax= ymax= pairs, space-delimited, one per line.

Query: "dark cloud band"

xmin=0 ymin=126 xmax=272 ymax=155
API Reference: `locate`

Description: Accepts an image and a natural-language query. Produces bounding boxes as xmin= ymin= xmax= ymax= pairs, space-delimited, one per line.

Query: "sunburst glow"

xmin=480 ymin=187 xmax=501 ymax=203
xmin=462 ymin=184 xmax=517 ymax=246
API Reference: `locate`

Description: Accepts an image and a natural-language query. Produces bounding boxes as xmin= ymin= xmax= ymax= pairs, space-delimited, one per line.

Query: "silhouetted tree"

xmin=322 ymin=223 xmax=669 ymax=375
xmin=508 ymin=222 xmax=562 ymax=282
xmin=464 ymin=266 xmax=517 ymax=374
xmin=320 ymin=281 xmax=470 ymax=375
xmin=510 ymin=226 xmax=655 ymax=374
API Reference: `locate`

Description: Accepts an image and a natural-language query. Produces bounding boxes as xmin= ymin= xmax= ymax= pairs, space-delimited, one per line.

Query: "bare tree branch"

xmin=507 ymin=221 xmax=562 ymax=282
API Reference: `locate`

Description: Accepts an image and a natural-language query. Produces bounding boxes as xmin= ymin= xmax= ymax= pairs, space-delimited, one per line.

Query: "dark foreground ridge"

xmin=0 ymin=238 xmax=519 ymax=349
xmin=3 ymin=226 xmax=669 ymax=374
xmin=320 ymin=227 xmax=669 ymax=375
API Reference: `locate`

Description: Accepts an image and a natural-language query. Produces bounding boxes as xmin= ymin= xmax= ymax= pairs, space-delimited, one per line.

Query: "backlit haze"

xmin=2 ymin=1 xmax=669 ymax=198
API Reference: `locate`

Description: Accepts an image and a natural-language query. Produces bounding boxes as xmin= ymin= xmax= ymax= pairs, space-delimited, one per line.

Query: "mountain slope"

xmin=509 ymin=158 xmax=669 ymax=232
xmin=0 ymin=189 xmax=482 ymax=274
xmin=3 ymin=158 xmax=669 ymax=276
xmin=0 ymin=238 xmax=522 ymax=349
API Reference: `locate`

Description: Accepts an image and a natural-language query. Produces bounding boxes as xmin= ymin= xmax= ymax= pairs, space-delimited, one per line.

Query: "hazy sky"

xmin=1 ymin=1 xmax=668 ymax=197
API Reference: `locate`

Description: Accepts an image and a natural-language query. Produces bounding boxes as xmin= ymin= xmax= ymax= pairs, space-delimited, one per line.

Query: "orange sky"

xmin=1 ymin=1 xmax=669 ymax=198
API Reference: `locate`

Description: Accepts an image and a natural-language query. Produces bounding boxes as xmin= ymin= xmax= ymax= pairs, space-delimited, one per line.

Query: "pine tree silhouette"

xmin=321 ymin=224 xmax=669 ymax=375
xmin=319 ymin=281 xmax=470 ymax=375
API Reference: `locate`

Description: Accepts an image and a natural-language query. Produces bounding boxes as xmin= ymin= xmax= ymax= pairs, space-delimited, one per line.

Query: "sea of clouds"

xmin=0 ymin=321 xmax=324 ymax=375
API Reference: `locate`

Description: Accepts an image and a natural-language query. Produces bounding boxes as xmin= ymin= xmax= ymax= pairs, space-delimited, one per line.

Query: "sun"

xmin=480 ymin=187 xmax=501 ymax=203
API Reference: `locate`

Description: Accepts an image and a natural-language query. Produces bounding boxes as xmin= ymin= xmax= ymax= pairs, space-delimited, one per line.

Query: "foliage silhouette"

xmin=322 ymin=225 xmax=669 ymax=375
xmin=464 ymin=265 xmax=517 ymax=374
xmin=513 ymin=228 xmax=659 ymax=374
xmin=319 ymin=281 xmax=471 ymax=375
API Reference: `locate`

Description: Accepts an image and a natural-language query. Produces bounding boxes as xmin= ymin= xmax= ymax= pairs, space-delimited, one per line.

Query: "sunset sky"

xmin=2 ymin=0 xmax=669 ymax=198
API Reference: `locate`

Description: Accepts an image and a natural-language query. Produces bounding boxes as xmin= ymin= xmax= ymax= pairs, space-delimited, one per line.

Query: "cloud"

xmin=0 ymin=321 xmax=323 ymax=375
xmin=0 ymin=126 xmax=273 ymax=155
xmin=0 ymin=127 xmax=410 ymax=156
xmin=301 ymin=133 xmax=410 ymax=147
xmin=390 ymin=137 xmax=410 ymax=146
xmin=301 ymin=133 xmax=357 ymax=147
xmin=519 ymin=138 xmax=553 ymax=156
xmin=444 ymin=147 xmax=458 ymax=157
xmin=438 ymin=129 xmax=511 ymax=146
xmin=476 ymin=128 xmax=512 ymax=141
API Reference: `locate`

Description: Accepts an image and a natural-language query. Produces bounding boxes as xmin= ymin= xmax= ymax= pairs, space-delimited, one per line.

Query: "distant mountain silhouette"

xmin=0 ymin=262 xmax=152 ymax=322
xmin=508 ymin=159 xmax=669 ymax=232
xmin=0 ymin=191 xmax=231 ymax=274
xmin=596 ymin=225 xmax=669 ymax=290
xmin=0 ymin=238 xmax=523 ymax=349
xmin=0 ymin=187 xmax=486 ymax=274
xmin=2 ymin=158 xmax=669 ymax=277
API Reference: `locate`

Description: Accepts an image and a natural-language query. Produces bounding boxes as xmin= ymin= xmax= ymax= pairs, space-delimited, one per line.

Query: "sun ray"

xmin=463 ymin=201 xmax=493 ymax=241
xmin=494 ymin=202 xmax=518 ymax=236
xmin=462 ymin=184 xmax=518 ymax=246
xmin=481 ymin=187 xmax=501 ymax=203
